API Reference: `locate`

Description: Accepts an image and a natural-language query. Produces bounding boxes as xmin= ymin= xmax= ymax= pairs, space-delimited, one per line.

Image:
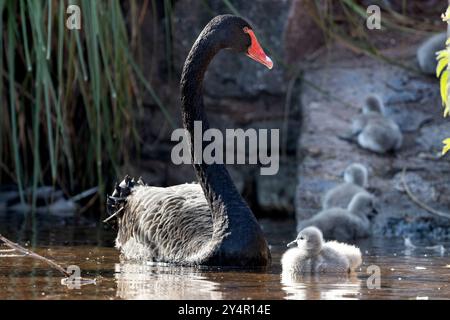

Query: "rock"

xmin=296 ymin=177 xmax=337 ymax=221
xmin=0 ymin=190 xmax=19 ymax=208
xmin=172 ymin=0 xmax=290 ymax=97
xmin=385 ymin=107 xmax=432 ymax=133
xmin=417 ymin=32 xmax=447 ymax=75
xmin=392 ymin=171 xmax=437 ymax=201
xmin=0 ymin=185 xmax=93 ymax=217
xmin=417 ymin=122 xmax=450 ymax=154
xmin=283 ymin=0 xmax=325 ymax=65
xmin=295 ymin=42 xmax=450 ymax=239
xmin=7 ymin=198 xmax=77 ymax=217
xmin=40 ymin=199 xmax=77 ymax=217
xmin=256 ymin=161 xmax=298 ymax=215
xmin=378 ymin=216 xmax=450 ymax=239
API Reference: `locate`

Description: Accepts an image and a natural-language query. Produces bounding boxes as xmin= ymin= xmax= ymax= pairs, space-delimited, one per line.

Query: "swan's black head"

xmin=207 ymin=15 xmax=273 ymax=69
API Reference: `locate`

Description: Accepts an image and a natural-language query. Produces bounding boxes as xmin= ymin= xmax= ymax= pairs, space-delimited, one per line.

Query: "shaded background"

xmin=1 ymin=0 xmax=449 ymax=239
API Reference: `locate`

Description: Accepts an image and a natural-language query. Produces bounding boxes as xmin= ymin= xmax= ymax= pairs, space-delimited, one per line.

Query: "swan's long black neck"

xmin=178 ymin=15 xmax=271 ymax=266
xmin=181 ymin=29 xmax=259 ymax=242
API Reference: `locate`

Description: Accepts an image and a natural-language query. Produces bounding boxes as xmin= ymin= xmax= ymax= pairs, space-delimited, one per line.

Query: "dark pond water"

xmin=0 ymin=213 xmax=449 ymax=300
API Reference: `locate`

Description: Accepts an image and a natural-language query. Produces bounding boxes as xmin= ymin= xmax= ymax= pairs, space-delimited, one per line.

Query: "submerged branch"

xmin=0 ymin=234 xmax=70 ymax=277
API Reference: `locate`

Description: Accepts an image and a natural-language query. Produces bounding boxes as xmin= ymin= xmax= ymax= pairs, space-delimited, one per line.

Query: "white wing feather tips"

xmin=324 ymin=240 xmax=362 ymax=270
xmin=116 ymin=183 xmax=227 ymax=264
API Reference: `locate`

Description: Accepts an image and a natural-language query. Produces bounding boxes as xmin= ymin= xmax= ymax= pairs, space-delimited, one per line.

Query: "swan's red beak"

xmin=244 ymin=27 xmax=273 ymax=70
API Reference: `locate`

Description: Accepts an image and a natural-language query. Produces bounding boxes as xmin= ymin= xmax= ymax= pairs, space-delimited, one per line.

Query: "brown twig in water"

xmin=401 ymin=167 xmax=450 ymax=219
xmin=0 ymin=234 xmax=70 ymax=277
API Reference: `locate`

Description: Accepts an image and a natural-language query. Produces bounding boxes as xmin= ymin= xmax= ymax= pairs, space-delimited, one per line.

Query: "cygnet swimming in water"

xmin=298 ymin=192 xmax=377 ymax=241
xmin=351 ymin=95 xmax=402 ymax=154
xmin=281 ymin=226 xmax=362 ymax=275
xmin=322 ymin=163 xmax=371 ymax=209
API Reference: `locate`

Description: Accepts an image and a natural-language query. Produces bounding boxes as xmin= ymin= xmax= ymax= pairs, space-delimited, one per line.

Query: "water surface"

xmin=0 ymin=214 xmax=449 ymax=300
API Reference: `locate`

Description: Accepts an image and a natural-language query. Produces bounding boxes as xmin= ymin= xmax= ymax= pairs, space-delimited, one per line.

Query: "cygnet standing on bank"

xmin=298 ymin=192 xmax=377 ymax=241
xmin=351 ymin=95 xmax=402 ymax=154
xmin=322 ymin=163 xmax=371 ymax=209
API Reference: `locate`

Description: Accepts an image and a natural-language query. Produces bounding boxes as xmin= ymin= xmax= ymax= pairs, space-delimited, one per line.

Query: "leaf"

xmin=439 ymin=69 xmax=448 ymax=108
xmin=442 ymin=138 xmax=450 ymax=155
xmin=436 ymin=50 xmax=449 ymax=78
xmin=446 ymin=80 xmax=450 ymax=117
xmin=442 ymin=6 xmax=450 ymax=21
xmin=436 ymin=49 xmax=449 ymax=61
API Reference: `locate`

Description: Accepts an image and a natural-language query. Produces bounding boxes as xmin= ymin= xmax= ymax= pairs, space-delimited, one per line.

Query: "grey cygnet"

xmin=282 ymin=226 xmax=362 ymax=275
xmin=352 ymin=95 xmax=402 ymax=153
xmin=298 ymin=192 xmax=377 ymax=242
xmin=322 ymin=163 xmax=371 ymax=209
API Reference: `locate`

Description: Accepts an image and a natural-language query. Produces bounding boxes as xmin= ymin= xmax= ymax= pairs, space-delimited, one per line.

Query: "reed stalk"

xmin=0 ymin=1 xmax=172 ymax=212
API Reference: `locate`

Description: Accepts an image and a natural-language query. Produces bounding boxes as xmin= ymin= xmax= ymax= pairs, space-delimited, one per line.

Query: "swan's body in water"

xmin=322 ymin=163 xmax=370 ymax=209
xmin=281 ymin=227 xmax=362 ymax=275
xmin=106 ymin=15 xmax=273 ymax=267
xmin=351 ymin=95 xmax=402 ymax=153
xmin=298 ymin=192 xmax=376 ymax=241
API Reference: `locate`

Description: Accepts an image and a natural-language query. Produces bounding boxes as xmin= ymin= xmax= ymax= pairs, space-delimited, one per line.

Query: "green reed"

xmin=0 ymin=0 xmax=172 ymax=209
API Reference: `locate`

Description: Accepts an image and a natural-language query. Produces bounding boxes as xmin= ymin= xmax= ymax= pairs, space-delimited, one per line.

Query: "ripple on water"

xmin=0 ymin=217 xmax=450 ymax=299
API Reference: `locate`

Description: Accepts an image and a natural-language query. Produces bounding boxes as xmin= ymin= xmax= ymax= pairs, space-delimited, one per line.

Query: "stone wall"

xmin=295 ymin=42 xmax=450 ymax=239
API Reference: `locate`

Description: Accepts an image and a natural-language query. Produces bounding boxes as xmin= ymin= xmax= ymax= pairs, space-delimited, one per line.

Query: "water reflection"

xmin=1 ymin=216 xmax=450 ymax=300
xmin=115 ymin=263 xmax=222 ymax=300
xmin=281 ymin=272 xmax=362 ymax=300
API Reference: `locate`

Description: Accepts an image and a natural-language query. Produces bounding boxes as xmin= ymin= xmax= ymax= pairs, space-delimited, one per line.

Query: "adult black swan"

xmin=107 ymin=15 xmax=273 ymax=267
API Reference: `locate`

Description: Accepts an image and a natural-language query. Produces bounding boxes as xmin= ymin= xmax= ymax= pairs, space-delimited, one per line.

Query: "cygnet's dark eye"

xmin=299 ymin=236 xmax=304 ymax=240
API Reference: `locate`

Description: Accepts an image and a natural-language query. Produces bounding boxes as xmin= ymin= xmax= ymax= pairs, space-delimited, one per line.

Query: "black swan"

xmin=106 ymin=15 xmax=273 ymax=267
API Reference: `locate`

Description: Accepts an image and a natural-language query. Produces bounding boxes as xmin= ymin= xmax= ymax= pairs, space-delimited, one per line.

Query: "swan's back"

xmin=324 ymin=241 xmax=362 ymax=271
xmin=115 ymin=183 xmax=227 ymax=264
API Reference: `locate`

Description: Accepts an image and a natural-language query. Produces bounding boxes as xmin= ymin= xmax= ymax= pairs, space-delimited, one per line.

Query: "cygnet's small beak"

xmin=287 ymin=240 xmax=297 ymax=248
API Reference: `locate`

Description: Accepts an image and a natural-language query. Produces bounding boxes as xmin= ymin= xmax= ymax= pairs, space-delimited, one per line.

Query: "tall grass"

xmin=1 ymin=0 xmax=442 ymax=213
xmin=0 ymin=1 xmax=171 ymax=210
xmin=314 ymin=0 xmax=443 ymax=66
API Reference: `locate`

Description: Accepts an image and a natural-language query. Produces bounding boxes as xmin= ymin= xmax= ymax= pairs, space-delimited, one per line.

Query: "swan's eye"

xmin=299 ymin=236 xmax=304 ymax=240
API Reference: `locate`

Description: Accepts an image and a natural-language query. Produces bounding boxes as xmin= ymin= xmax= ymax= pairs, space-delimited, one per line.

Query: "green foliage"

xmin=0 ymin=1 xmax=170 ymax=207
xmin=437 ymin=7 xmax=450 ymax=155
